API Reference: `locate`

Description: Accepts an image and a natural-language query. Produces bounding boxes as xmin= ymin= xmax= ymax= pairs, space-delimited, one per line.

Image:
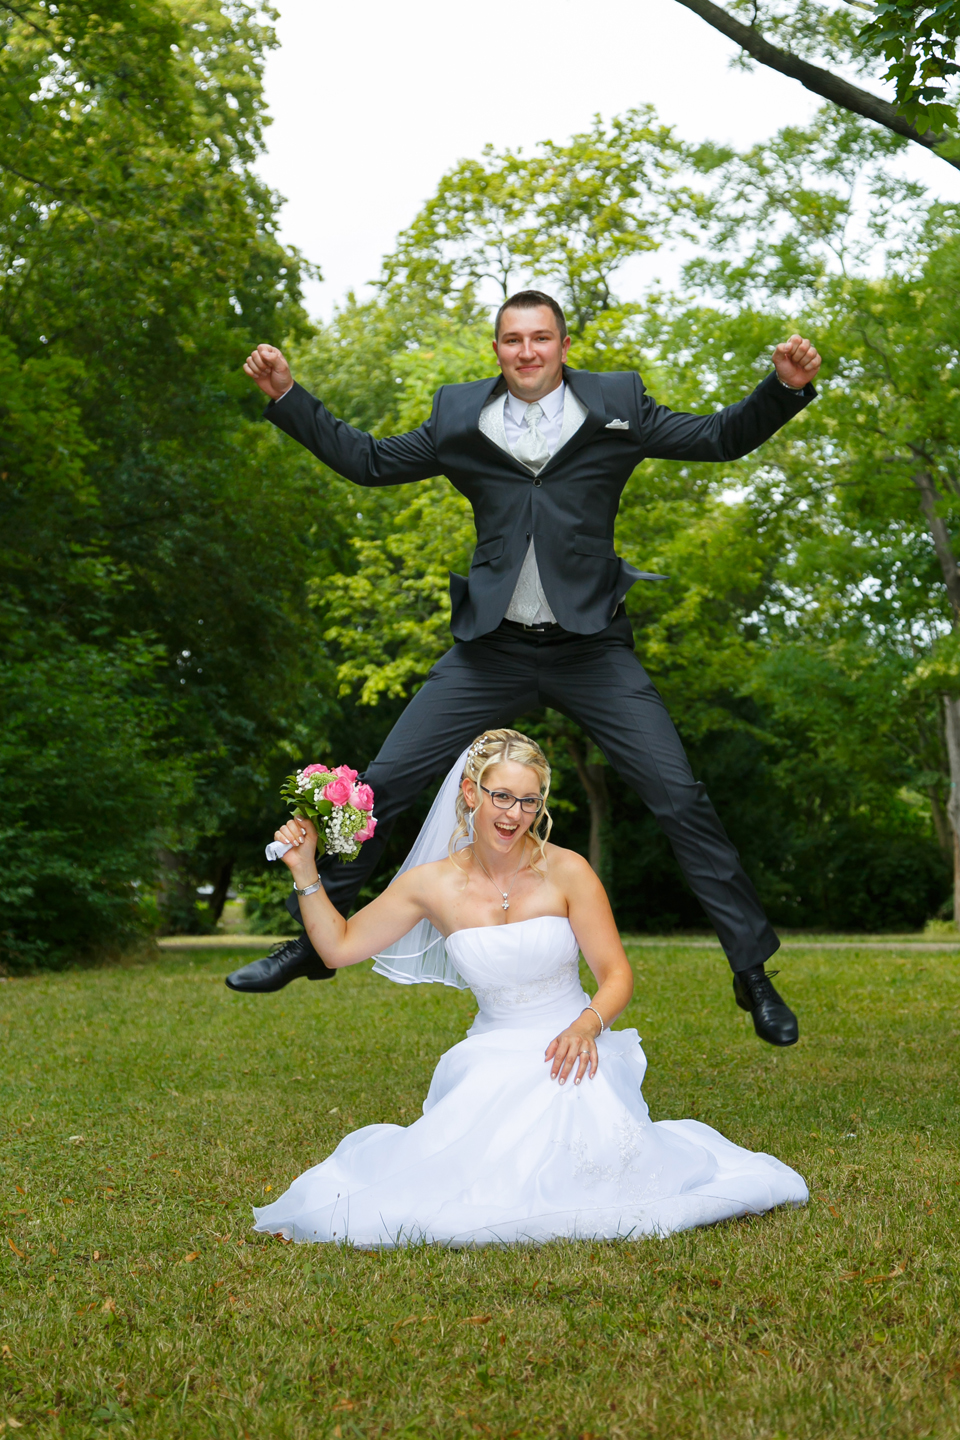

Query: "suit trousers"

xmin=288 ymin=612 xmax=779 ymax=973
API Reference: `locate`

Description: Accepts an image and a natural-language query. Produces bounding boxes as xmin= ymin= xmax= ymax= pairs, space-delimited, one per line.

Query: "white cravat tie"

xmin=504 ymin=402 xmax=553 ymax=623
xmin=511 ymin=402 xmax=550 ymax=473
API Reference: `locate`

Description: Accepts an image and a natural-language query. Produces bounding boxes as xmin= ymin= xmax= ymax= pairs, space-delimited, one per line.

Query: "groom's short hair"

xmin=494 ymin=290 xmax=568 ymax=342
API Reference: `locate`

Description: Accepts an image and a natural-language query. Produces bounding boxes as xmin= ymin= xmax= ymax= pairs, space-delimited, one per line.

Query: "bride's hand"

xmin=545 ymin=1023 xmax=598 ymax=1086
xmin=275 ymin=816 xmax=319 ymax=874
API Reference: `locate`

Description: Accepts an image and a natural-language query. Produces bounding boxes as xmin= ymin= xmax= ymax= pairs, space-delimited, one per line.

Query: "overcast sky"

xmin=254 ymin=0 xmax=960 ymax=321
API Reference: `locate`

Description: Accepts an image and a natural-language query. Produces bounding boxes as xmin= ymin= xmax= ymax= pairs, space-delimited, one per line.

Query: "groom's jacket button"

xmin=533 ymin=477 xmax=542 ymax=486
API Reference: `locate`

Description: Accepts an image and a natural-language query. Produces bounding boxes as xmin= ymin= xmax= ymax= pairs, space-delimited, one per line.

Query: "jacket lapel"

xmin=478 ymin=391 xmax=511 ymax=457
xmin=465 ymin=375 xmax=532 ymax=475
xmin=539 ymin=368 xmax=607 ymax=473
xmin=555 ymin=383 xmax=589 ymax=451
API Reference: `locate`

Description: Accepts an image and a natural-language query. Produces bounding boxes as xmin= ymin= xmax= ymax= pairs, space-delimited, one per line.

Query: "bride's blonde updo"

xmin=449 ymin=728 xmax=553 ymax=871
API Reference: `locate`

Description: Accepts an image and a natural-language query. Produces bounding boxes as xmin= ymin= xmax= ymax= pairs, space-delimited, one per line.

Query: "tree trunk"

xmin=566 ymin=738 xmax=610 ymax=878
xmin=943 ymin=697 xmax=960 ymax=925
xmin=927 ymin=786 xmax=952 ymax=854
xmin=909 ymin=467 xmax=960 ymax=924
xmin=209 ymin=857 xmax=235 ymax=924
xmin=155 ymin=848 xmax=195 ymax=935
xmin=912 ymin=470 xmax=960 ymax=622
xmin=672 ymin=0 xmax=960 ymax=170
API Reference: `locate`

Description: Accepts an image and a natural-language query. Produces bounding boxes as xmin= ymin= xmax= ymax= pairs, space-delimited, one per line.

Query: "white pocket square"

xmin=605 ymin=419 xmax=630 ymax=430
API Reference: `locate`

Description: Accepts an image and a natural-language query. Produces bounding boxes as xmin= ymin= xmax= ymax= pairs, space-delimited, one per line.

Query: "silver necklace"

xmin=471 ymin=846 xmax=525 ymax=911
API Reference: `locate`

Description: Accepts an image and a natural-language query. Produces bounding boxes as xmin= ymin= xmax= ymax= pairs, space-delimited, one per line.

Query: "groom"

xmin=231 ymin=291 xmax=820 ymax=1045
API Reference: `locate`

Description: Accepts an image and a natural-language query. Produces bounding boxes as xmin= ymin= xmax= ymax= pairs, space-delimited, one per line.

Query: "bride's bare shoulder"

xmin=542 ymin=843 xmax=595 ymax=882
xmin=397 ymin=855 xmax=468 ymax=895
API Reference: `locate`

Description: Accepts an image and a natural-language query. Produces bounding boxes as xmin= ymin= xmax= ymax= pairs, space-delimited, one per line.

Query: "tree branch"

xmin=911 ymin=468 xmax=960 ymax=624
xmin=0 ymin=0 xmax=54 ymax=40
xmin=672 ymin=0 xmax=960 ymax=171
xmin=0 ymin=158 xmax=106 ymax=228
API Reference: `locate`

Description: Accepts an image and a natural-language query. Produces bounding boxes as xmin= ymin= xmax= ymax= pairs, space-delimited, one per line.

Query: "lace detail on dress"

xmin=564 ymin=1115 xmax=662 ymax=1200
xmin=470 ymin=956 xmax=580 ymax=1012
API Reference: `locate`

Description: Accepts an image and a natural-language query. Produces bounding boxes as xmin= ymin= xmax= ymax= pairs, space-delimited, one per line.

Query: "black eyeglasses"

xmin=479 ymin=783 xmax=544 ymax=815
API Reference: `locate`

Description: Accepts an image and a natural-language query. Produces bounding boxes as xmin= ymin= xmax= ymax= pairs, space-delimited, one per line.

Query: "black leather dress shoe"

xmin=733 ymin=966 xmax=799 ymax=1046
xmin=225 ymin=935 xmax=336 ymax=993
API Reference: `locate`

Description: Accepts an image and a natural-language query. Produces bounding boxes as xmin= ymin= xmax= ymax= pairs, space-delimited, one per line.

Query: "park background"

xmin=2 ymin=3 xmax=960 ymax=1436
xmin=5 ymin=0 xmax=960 ymax=964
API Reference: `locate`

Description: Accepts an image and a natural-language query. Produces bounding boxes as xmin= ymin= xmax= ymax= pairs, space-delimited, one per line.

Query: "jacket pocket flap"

xmin=471 ymin=536 xmax=504 ymax=566
xmin=574 ymin=534 xmax=617 ymax=559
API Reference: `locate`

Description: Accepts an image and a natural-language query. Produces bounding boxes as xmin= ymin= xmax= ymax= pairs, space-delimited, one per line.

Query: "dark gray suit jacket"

xmin=267 ymin=365 xmax=814 ymax=641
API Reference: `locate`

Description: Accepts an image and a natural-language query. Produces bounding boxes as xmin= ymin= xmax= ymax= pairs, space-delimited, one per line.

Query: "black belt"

xmin=500 ymin=618 xmax=563 ymax=635
xmin=500 ymin=603 xmax=625 ymax=637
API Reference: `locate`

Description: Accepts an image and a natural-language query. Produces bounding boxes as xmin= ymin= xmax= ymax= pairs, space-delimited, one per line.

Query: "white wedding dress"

xmin=252 ymin=915 xmax=807 ymax=1248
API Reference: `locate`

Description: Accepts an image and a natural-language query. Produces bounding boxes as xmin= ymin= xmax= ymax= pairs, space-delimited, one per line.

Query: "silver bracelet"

xmin=584 ymin=1004 xmax=605 ymax=1036
xmin=293 ymin=877 xmax=322 ymax=897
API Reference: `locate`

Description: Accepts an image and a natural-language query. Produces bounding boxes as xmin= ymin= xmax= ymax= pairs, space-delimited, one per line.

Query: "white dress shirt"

xmin=502 ymin=381 xmax=566 ymax=455
xmin=491 ymin=382 xmax=567 ymax=624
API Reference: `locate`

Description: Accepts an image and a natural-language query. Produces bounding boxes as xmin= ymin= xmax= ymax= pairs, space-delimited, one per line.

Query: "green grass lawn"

xmin=1 ymin=941 xmax=958 ymax=1439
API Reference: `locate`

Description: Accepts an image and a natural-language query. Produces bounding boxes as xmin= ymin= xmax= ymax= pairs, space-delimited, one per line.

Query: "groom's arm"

xmin=243 ymin=345 xmax=440 ymax=487
xmin=268 ymin=382 xmax=440 ymax=486
xmin=637 ymin=334 xmax=821 ymax=463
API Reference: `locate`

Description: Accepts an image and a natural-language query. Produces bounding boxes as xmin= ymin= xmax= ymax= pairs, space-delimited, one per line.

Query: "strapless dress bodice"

xmin=445 ymin=915 xmax=589 ymax=1035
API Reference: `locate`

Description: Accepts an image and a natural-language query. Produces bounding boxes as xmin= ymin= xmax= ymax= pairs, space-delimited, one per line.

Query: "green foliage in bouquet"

xmin=279 ymin=772 xmax=332 ymax=824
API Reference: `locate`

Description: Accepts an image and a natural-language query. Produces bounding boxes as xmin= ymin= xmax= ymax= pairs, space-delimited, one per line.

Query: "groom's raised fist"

xmin=772 ymin=334 xmax=821 ymax=390
xmin=243 ymin=344 xmax=294 ymax=401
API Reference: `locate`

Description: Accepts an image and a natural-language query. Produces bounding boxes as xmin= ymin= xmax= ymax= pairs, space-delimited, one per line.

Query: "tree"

xmin=0 ymin=0 xmax=362 ymax=961
xmin=0 ymin=640 xmax=184 ymax=968
xmin=679 ymin=109 xmax=959 ymax=914
xmin=673 ymin=0 xmax=960 ymax=169
xmin=810 ymin=228 xmax=960 ymax=920
xmin=861 ymin=0 xmax=960 ymax=134
xmin=0 ymin=336 xmax=183 ymax=966
xmin=381 ymin=109 xmax=692 ymax=333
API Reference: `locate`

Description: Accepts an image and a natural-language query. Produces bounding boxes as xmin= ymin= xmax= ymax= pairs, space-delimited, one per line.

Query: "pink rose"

xmin=324 ymin=775 xmax=353 ymax=806
xmin=351 ymin=782 xmax=375 ymax=812
xmin=301 ymin=763 xmax=331 ymax=779
xmin=334 ymin=764 xmax=359 ymax=784
xmin=354 ymin=816 xmax=377 ymax=844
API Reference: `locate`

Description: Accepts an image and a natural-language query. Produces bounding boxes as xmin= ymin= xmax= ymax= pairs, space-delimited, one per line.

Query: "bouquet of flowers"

xmin=274 ymin=764 xmax=377 ymax=863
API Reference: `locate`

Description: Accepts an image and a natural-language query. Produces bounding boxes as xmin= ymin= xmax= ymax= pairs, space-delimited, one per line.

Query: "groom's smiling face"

xmin=493 ymin=305 xmax=570 ymax=403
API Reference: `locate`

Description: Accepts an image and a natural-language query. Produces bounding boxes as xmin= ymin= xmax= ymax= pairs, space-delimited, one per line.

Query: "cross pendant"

xmin=502 ymin=899 xmax=509 ymax=911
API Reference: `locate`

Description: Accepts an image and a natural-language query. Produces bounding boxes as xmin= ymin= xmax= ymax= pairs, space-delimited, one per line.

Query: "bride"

xmin=253 ymin=728 xmax=807 ymax=1247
